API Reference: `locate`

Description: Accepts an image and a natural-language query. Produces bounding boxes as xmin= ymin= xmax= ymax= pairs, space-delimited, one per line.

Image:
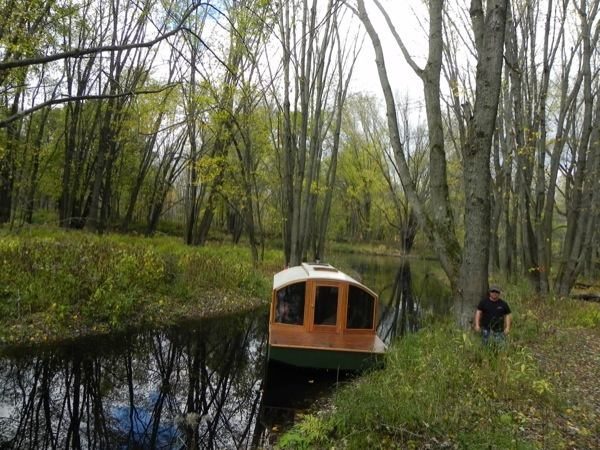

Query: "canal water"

xmin=0 ymin=255 xmax=450 ymax=449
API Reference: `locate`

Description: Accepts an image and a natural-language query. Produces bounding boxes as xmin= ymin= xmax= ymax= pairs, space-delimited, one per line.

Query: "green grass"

xmin=277 ymin=290 xmax=600 ymax=449
xmin=0 ymin=227 xmax=279 ymax=345
xmin=281 ymin=327 xmax=546 ymax=449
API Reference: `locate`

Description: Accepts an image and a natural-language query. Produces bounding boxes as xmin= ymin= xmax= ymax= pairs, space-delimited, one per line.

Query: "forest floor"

xmin=527 ymin=323 xmax=600 ymax=448
xmin=275 ymin=294 xmax=600 ymax=449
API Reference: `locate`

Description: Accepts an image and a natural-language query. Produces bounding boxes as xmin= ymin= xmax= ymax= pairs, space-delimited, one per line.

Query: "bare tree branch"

xmin=0 ymin=83 xmax=179 ymax=127
xmin=372 ymin=0 xmax=424 ymax=78
xmin=0 ymin=2 xmax=209 ymax=72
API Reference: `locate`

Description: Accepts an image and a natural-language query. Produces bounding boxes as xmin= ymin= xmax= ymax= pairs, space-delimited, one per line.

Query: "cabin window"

xmin=346 ymin=285 xmax=375 ymax=329
xmin=275 ymin=282 xmax=305 ymax=325
xmin=314 ymin=285 xmax=339 ymax=325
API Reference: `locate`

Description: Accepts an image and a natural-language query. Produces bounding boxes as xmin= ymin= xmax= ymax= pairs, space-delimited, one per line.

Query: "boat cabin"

xmin=268 ymin=262 xmax=386 ymax=370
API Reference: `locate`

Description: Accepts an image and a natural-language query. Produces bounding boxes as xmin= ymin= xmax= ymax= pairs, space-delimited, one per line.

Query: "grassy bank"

xmin=0 ymin=227 xmax=280 ymax=345
xmin=278 ymin=288 xmax=600 ymax=449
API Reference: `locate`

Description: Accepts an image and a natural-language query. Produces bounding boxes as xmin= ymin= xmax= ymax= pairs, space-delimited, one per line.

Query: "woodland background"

xmin=1 ymin=0 xmax=599 ymax=324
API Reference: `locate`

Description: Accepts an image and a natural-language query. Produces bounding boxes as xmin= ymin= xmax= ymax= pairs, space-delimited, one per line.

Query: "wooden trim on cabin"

xmin=269 ymin=290 xmax=275 ymax=324
xmin=308 ymin=280 xmax=345 ymax=333
xmin=271 ymin=280 xmax=380 ymax=334
xmin=269 ymin=327 xmax=386 ymax=354
xmin=343 ymin=327 xmax=376 ymax=335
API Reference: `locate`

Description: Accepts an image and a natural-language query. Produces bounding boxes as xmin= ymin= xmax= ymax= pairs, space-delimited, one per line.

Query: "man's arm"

xmin=504 ymin=313 xmax=512 ymax=334
xmin=474 ymin=309 xmax=482 ymax=332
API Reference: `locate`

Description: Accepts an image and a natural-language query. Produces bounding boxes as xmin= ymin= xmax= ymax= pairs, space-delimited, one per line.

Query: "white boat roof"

xmin=273 ymin=262 xmax=374 ymax=294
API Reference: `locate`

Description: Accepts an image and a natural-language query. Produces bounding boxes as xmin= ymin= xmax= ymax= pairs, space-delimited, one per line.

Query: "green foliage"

xmin=197 ymin=155 xmax=228 ymax=185
xmin=276 ymin=414 xmax=333 ymax=449
xmin=500 ymin=279 xmax=600 ymax=339
xmin=86 ymin=246 xmax=167 ymax=326
xmin=0 ymin=234 xmax=169 ymax=328
xmin=280 ymin=287 xmax=600 ymax=449
xmin=332 ymin=93 xmax=418 ymax=244
xmin=179 ymin=245 xmax=270 ymax=298
xmin=0 ymin=229 xmax=273 ymax=344
xmin=520 ymin=295 xmax=600 ymax=331
xmin=329 ymin=328 xmax=548 ymax=448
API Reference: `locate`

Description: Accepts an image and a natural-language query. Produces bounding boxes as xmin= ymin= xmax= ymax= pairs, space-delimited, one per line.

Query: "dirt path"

xmin=530 ymin=326 xmax=600 ymax=448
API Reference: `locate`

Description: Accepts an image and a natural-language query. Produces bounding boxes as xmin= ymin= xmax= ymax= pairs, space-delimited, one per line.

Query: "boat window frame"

xmin=309 ymin=281 xmax=344 ymax=332
xmin=271 ymin=281 xmax=307 ymax=327
xmin=344 ymin=283 xmax=377 ymax=333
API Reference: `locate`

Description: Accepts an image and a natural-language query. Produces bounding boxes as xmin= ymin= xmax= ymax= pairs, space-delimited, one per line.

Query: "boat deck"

xmin=269 ymin=327 xmax=386 ymax=354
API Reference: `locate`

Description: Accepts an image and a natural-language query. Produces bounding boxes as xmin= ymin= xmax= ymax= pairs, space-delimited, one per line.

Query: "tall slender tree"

xmin=356 ymin=0 xmax=508 ymax=326
xmin=268 ymin=0 xmax=356 ymax=265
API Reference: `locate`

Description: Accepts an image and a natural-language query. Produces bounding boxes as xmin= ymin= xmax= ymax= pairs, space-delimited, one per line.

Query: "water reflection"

xmin=330 ymin=254 xmax=451 ymax=342
xmin=0 ymin=256 xmax=450 ymax=449
xmin=0 ymin=312 xmax=267 ymax=450
xmin=378 ymin=261 xmax=419 ymax=341
xmin=256 ymin=361 xmax=356 ymax=446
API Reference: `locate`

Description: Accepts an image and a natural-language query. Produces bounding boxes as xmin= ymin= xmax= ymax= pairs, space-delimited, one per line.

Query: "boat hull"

xmin=268 ymin=344 xmax=383 ymax=371
xmin=269 ymin=263 xmax=386 ymax=371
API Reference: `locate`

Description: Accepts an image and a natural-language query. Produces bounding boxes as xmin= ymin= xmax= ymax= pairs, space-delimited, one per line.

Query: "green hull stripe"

xmin=268 ymin=345 xmax=383 ymax=370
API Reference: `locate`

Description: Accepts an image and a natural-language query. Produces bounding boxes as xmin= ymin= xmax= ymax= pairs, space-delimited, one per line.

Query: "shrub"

xmin=0 ymin=229 xmax=273 ymax=343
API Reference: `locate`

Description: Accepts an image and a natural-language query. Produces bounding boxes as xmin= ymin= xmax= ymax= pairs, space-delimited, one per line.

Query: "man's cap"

xmin=489 ymin=285 xmax=501 ymax=293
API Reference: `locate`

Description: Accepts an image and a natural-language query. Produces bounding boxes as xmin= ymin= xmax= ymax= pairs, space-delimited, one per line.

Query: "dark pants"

xmin=481 ymin=328 xmax=506 ymax=346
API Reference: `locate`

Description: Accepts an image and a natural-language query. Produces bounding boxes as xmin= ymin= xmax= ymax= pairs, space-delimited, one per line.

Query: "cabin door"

xmin=311 ymin=283 xmax=341 ymax=330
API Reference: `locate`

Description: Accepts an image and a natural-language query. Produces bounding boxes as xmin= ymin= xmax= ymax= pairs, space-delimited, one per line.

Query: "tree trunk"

xmin=457 ymin=0 xmax=508 ymax=326
xmin=184 ymin=46 xmax=200 ymax=245
xmin=122 ymin=113 xmax=164 ymax=230
xmin=24 ymin=108 xmax=51 ymax=223
xmin=554 ymin=0 xmax=598 ymax=296
xmin=86 ymin=97 xmax=115 ymax=232
xmin=0 ymin=91 xmax=22 ymax=223
xmin=315 ymin=36 xmax=356 ymax=261
xmin=358 ymin=0 xmax=461 ymax=294
xmin=275 ymin=0 xmax=348 ymax=266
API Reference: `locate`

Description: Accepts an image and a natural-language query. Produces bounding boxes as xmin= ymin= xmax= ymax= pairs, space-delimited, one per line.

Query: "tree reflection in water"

xmin=378 ymin=260 xmax=420 ymax=342
xmin=0 ymin=260 xmax=446 ymax=449
xmin=0 ymin=311 xmax=267 ymax=449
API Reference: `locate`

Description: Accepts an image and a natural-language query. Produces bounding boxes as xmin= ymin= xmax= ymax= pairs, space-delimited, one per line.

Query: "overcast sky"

xmin=348 ymin=1 xmax=429 ymax=116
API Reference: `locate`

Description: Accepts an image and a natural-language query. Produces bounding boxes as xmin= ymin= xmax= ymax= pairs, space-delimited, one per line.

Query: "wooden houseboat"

xmin=267 ymin=262 xmax=386 ymax=370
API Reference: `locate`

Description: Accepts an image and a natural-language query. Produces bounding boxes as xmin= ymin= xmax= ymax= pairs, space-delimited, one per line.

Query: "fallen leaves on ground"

xmin=527 ymin=326 xmax=600 ymax=448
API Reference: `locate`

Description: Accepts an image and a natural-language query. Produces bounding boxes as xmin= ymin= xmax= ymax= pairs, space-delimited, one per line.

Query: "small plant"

xmin=277 ymin=414 xmax=333 ymax=449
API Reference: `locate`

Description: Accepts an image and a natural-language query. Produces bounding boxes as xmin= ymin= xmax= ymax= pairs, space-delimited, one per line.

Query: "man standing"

xmin=474 ymin=285 xmax=512 ymax=345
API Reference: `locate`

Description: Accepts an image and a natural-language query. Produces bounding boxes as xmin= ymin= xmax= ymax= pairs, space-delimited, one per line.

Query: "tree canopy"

xmin=1 ymin=0 xmax=598 ymax=310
